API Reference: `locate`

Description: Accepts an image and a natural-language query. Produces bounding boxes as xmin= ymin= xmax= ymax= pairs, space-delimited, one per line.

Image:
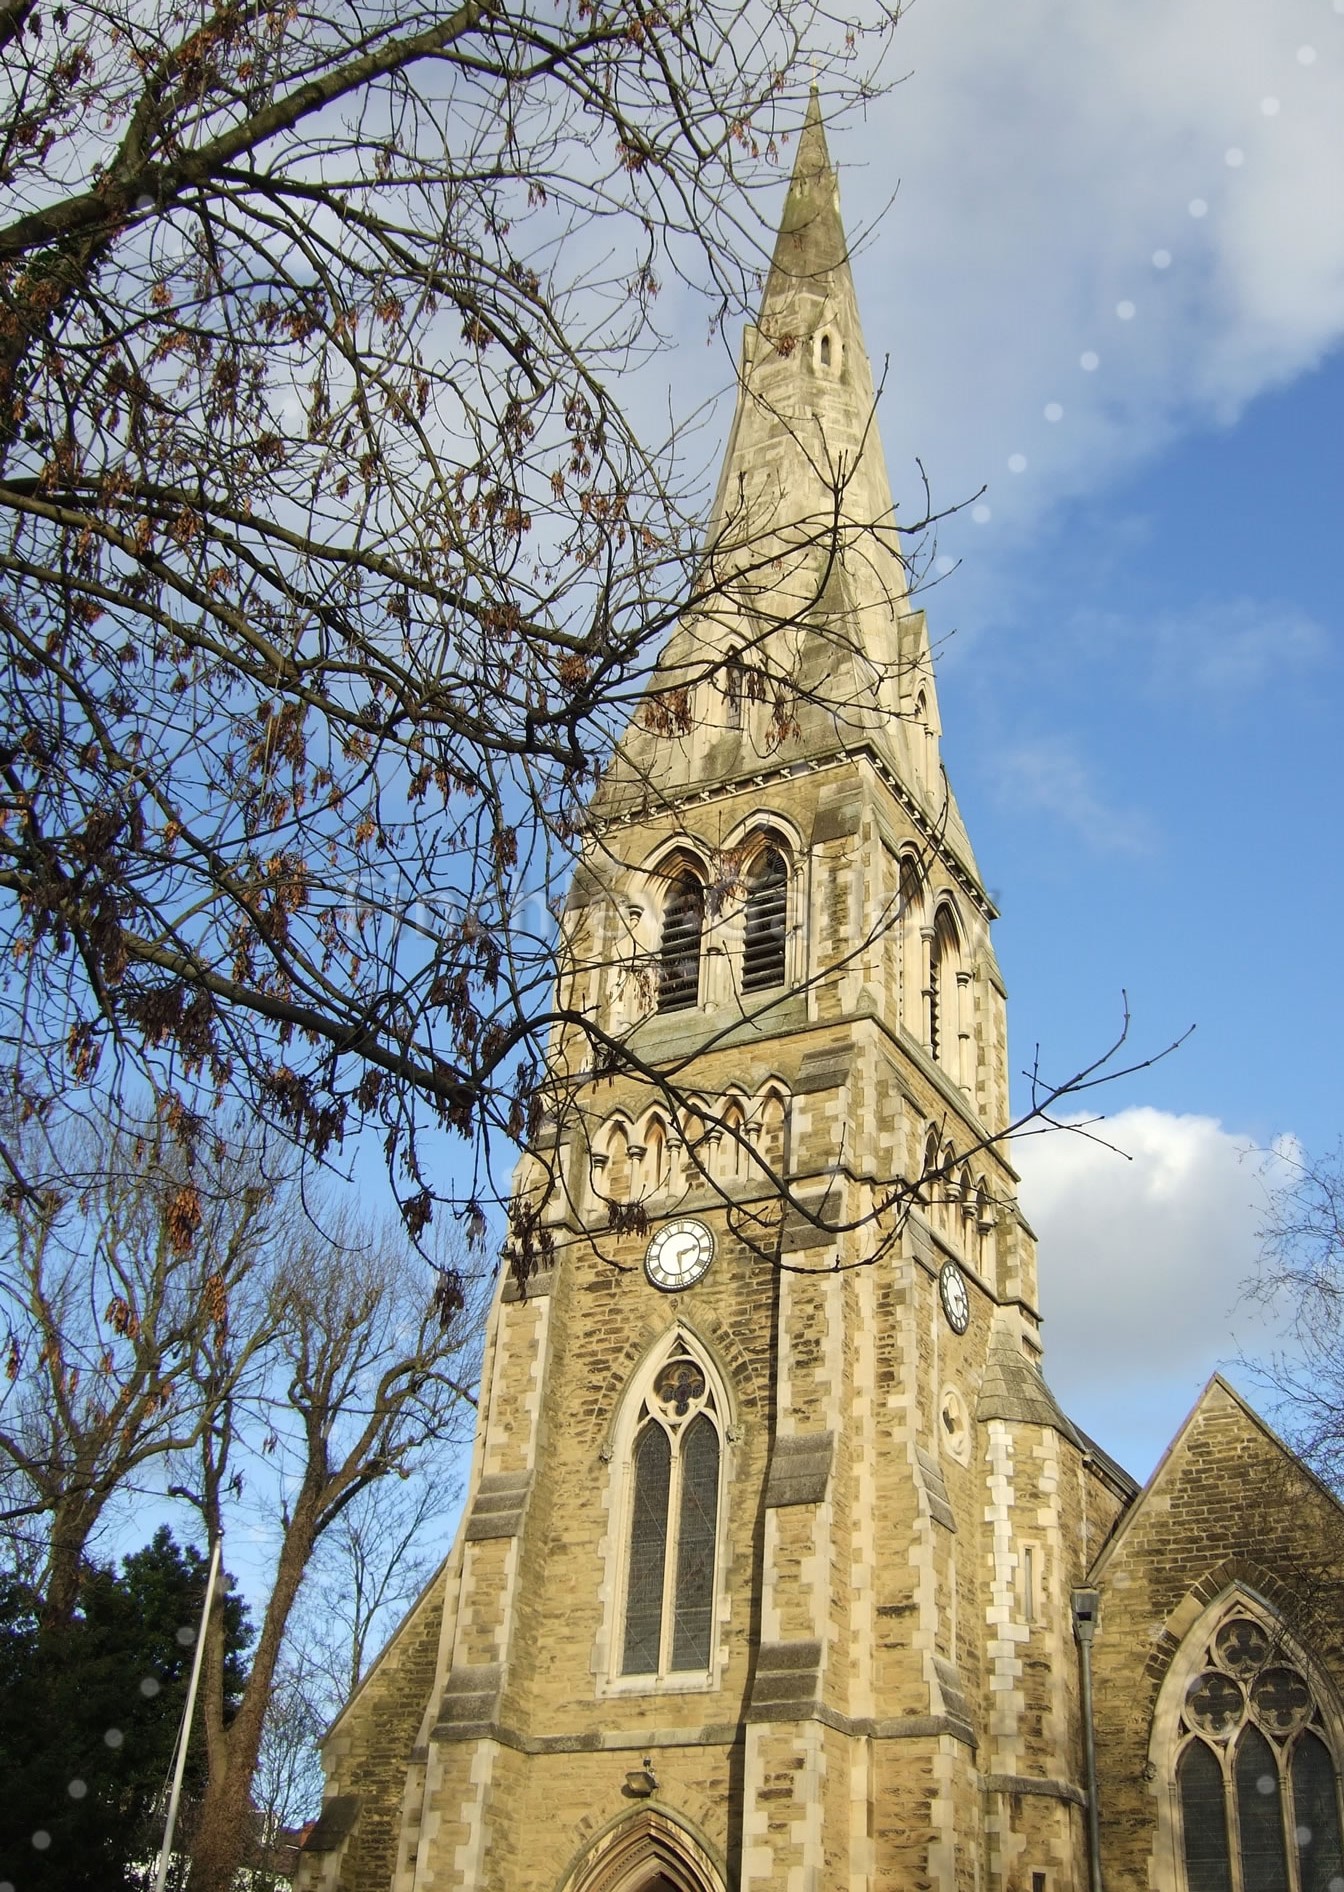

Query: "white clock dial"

xmin=644 ymin=1219 xmax=715 ymax=1292
xmin=939 ymin=1260 xmax=970 ymax=1335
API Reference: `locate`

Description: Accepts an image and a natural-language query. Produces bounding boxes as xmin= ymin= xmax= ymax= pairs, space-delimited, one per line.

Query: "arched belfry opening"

xmin=656 ymin=859 xmax=706 ymax=1013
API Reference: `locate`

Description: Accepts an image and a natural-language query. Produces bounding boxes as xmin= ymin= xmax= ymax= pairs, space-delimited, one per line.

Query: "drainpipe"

xmin=1072 ymin=1587 xmax=1103 ymax=1892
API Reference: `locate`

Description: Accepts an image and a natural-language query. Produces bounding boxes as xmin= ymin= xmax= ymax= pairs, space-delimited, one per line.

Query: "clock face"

xmin=939 ymin=1260 xmax=970 ymax=1335
xmin=644 ymin=1219 xmax=715 ymax=1293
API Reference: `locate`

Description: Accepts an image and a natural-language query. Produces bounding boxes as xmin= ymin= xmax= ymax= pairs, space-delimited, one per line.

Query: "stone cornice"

xmin=428 ymin=1708 xmax=977 ymax=1753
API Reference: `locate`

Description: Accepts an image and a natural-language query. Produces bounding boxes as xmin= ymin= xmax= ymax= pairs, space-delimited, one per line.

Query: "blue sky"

xmin=806 ymin=0 xmax=1344 ymax=1478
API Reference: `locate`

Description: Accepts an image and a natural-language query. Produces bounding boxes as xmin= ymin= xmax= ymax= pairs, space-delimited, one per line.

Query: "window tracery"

xmin=1173 ymin=1608 xmax=1344 ymax=1892
xmin=620 ymin=1350 xmax=723 ymax=1679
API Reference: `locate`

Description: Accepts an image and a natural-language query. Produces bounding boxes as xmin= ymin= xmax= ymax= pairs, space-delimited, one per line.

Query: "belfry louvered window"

xmin=1173 ymin=1610 xmax=1344 ymax=1892
xmin=621 ymin=1355 xmax=721 ymax=1677
xmin=741 ymin=847 xmax=788 ymax=992
xmin=657 ymin=874 xmax=704 ymax=1012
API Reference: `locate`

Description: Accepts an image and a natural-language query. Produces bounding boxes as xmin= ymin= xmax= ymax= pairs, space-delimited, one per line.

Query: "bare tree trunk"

xmin=39 ymin=1490 xmax=102 ymax=1630
xmin=190 ymin=1497 xmax=321 ymax=1892
xmin=183 ymin=1213 xmax=475 ymax=1887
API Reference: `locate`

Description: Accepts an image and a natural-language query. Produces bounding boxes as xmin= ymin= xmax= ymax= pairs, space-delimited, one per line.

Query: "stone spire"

xmin=604 ymin=95 xmax=982 ymax=889
xmin=760 ymin=86 xmax=849 ymax=296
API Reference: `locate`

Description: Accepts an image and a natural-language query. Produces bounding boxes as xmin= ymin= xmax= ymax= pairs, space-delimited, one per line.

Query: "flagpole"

xmin=155 ymin=1534 xmax=222 ymax=1892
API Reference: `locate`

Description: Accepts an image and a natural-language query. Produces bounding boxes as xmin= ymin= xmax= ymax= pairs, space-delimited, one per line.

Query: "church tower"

xmin=302 ymin=99 xmax=1136 ymax=1892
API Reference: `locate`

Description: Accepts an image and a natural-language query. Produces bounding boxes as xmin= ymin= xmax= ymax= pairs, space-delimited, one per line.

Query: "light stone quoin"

xmin=298 ymin=95 xmax=1344 ymax=1892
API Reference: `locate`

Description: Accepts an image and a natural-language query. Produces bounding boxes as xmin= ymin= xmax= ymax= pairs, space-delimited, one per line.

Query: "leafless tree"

xmin=0 ymin=0 xmax=1186 ymax=1311
xmin=1249 ymin=1142 xmax=1344 ymax=1491
xmin=0 ymin=0 xmax=910 ymax=1222
xmin=248 ymin=1475 xmax=450 ymax=1855
xmin=173 ymin=1209 xmax=478 ymax=1892
xmin=251 ymin=1653 xmax=328 ymax=1875
xmin=0 ymin=1096 xmax=478 ymax=1885
xmin=0 ymin=1108 xmax=286 ymax=1624
xmin=300 ymin=1471 xmax=449 ymax=1707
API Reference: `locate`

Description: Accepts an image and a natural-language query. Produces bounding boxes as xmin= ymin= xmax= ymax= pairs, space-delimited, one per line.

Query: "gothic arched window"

xmin=1173 ymin=1610 xmax=1344 ymax=1892
xmin=621 ymin=1353 xmax=722 ymax=1678
xmin=741 ymin=846 xmax=788 ymax=993
xmin=658 ymin=872 xmax=705 ymax=1012
xmin=898 ymin=851 xmax=925 ymax=1034
xmin=929 ymin=903 xmax=961 ymax=1067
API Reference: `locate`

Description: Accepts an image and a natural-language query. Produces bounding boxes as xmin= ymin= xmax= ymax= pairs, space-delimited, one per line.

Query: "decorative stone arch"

xmin=918 ymin=1123 xmax=942 ymax=1208
xmin=721 ymin=808 xmax=805 ymax=861
xmin=957 ymin=1162 xmax=975 ymax=1253
xmin=639 ymin=835 xmax=712 ymax=879
xmin=1149 ymin=1582 xmax=1344 ymax=1892
xmin=553 ymin=1289 xmax=766 ymax=1447
xmin=637 ymin=1111 xmax=671 ymax=1196
xmin=940 ymin=1141 xmax=957 ymax=1236
xmin=557 ymin=1807 xmax=728 ymax=1892
xmin=592 ymin=1113 xmax=636 ymax=1204
xmin=912 ymin=686 xmax=938 ymax=785
xmin=673 ymin=1095 xmax=710 ymax=1191
xmin=716 ymin=1092 xmax=751 ymax=1183
xmin=597 ymin=1317 xmax=741 ymax=1463
xmin=972 ymin=1174 xmax=994 ymax=1271
xmin=751 ymin=1080 xmax=790 ymax=1174
xmin=1144 ymin=1557 xmax=1316 ymax=1693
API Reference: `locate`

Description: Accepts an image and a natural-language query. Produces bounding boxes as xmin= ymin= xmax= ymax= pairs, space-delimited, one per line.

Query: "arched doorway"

xmin=560 ymin=1809 xmax=726 ymax=1892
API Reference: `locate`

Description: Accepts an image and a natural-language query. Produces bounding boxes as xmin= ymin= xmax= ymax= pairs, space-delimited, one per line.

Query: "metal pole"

xmin=1072 ymin=1587 xmax=1104 ymax=1892
xmin=154 ymin=1535 xmax=222 ymax=1892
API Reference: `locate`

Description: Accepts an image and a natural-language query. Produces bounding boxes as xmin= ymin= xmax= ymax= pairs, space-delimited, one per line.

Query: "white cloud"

xmin=1149 ymin=599 xmax=1329 ymax=696
xmin=1014 ymin=1107 xmax=1295 ymax=1479
xmin=833 ymin=0 xmax=1344 ymax=554
xmin=990 ymin=737 xmax=1155 ymax=853
xmin=1064 ymin=595 xmax=1330 ymax=698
